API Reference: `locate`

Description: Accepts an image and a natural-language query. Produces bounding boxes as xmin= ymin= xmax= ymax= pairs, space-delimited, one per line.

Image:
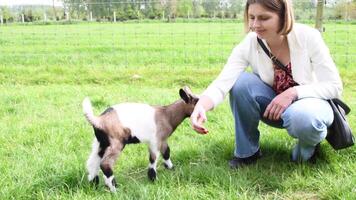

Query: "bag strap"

xmin=329 ymin=98 xmax=351 ymax=115
xmin=257 ymin=38 xmax=290 ymax=76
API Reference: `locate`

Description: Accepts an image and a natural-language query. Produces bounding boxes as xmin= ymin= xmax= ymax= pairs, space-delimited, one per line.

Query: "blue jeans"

xmin=229 ymin=72 xmax=334 ymax=161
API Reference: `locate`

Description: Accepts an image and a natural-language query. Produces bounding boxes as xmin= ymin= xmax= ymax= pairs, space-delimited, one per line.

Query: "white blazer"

xmin=202 ymin=23 xmax=343 ymax=108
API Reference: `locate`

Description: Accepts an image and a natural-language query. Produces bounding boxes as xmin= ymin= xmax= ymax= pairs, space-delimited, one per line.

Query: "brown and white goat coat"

xmin=83 ymin=87 xmax=198 ymax=192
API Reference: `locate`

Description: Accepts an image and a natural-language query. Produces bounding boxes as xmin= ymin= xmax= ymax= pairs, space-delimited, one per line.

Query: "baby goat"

xmin=82 ymin=86 xmax=198 ymax=192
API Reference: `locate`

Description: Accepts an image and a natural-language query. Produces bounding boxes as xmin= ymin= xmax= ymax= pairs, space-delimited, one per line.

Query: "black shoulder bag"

xmin=257 ymin=38 xmax=354 ymax=150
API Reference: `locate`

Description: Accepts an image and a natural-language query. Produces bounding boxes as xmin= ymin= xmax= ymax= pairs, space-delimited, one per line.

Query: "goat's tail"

xmin=82 ymin=97 xmax=102 ymax=129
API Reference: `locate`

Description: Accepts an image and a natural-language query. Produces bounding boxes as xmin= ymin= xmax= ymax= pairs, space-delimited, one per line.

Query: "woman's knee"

xmin=283 ymin=98 xmax=333 ymax=144
xmin=285 ymin=112 xmax=328 ymax=145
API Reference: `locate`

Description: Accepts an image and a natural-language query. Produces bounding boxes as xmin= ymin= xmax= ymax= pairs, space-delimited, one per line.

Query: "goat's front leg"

xmin=160 ymin=141 xmax=173 ymax=169
xmin=100 ymin=141 xmax=122 ymax=192
xmin=148 ymin=144 xmax=160 ymax=181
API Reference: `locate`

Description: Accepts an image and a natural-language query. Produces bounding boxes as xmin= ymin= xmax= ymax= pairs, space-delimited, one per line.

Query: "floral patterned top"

xmin=273 ymin=62 xmax=298 ymax=94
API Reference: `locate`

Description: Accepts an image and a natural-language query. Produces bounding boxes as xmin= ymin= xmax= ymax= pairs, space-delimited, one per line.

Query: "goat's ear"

xmin=182 ymin=86 xmax=193 ymax=95
xmin=179 ymin=88 xmax=190 ymax=104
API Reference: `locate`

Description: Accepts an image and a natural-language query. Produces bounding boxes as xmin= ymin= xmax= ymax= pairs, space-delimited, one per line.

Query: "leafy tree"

xmin=334 ymin=0 xmax=356 ymax=20
xmin=164 ymin=0 xmax=177 ymax=21
xmin=202 ymin=0 xmax=218 ymax=17
xmin=192 ymin=0 xmax=203 ymax=18
xmin=126 ymin=3 xmax=139 ymax=20
xmin=228 ymin=0 xmax=244 ymax=19
xmin=52 ymin=0 xmax=58 ymax=20
xmin=177 ymin=0 xmax=192 ymax=18
xmin=0 ymin=6 xmax=14 ymax=23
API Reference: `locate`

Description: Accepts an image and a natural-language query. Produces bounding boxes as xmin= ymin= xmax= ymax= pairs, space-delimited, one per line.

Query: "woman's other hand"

xmin=263 ymin=87 xmax=297 ymax=121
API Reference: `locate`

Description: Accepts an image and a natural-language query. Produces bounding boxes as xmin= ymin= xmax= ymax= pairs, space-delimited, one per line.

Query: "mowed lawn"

xmin=0 ymin=22 xmax=355 ymax=199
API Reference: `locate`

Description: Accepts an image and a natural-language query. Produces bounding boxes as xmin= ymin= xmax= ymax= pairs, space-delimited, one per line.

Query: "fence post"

xmin=90 ymin=12 xmax=93 ymax=21
xmin=44 ymin=13 xmax=47 ymax=21
xmin=0 ymin=15 xmax=3 ymax=25
xmin=345 ymin=1 xmax=351 ymax=21
xmin=315 ymin=0 xmax=325 ymax=33
xmin=113 ymin=12 xmax=116 ymax=22
xmin=21 ymin=14 xmax=25 ymax=23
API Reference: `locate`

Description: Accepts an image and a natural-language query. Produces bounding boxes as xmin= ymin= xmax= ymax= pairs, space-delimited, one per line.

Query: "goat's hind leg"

xmin=86 ymin=139 xmax=101 ymax=185
xmin=148 ymin=145 xmax=160 ymax=181
xmin=160 ymin=141 xmax=173 ymax=169
xmin=100 ymin=141 xmax=123 ymax=192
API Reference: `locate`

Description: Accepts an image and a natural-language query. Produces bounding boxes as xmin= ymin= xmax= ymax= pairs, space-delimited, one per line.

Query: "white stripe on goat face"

xmin=112 ymin=103 xmax=157 ymax=143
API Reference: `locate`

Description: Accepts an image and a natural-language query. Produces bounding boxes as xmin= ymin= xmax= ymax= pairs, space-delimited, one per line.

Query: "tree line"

xmin=0 ymin=0 xmax=355 ymax=23
xmin=62 ymin=0 xmax=247 ymax=21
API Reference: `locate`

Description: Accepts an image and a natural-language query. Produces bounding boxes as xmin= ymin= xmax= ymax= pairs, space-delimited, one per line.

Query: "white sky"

xmin=0 ymin=0 xmax=63 ymax=6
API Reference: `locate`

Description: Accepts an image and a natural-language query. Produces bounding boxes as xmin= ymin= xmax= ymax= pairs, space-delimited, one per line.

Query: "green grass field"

xmin=0 ymin=22 xmax=355 ymax=199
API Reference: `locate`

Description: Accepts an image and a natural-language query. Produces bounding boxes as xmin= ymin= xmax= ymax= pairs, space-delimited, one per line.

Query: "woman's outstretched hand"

xmin=190 ymin=104 xmax=209 ymax=134
xmin=263 ymin=87 xmax=297 ymax=121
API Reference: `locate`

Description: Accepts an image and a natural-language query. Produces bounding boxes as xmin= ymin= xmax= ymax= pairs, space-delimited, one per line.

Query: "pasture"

xmin=0 ymin=22 xmax=355 ymax=199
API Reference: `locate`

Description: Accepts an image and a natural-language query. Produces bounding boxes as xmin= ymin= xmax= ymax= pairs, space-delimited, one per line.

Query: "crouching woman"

xmin=190 ymin=0 xmax=343 ymax=166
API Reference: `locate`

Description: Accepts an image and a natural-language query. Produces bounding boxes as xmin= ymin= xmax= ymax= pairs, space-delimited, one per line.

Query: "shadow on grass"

xmin=33 ymin=139 xmax=343 ymax=196
xmin=167 ymin=139 xmax=337 ymax=192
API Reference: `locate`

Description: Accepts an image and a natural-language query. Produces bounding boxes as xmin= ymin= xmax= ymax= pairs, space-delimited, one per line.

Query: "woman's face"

xmin=248 ymin=3 xmax=281 ymax=41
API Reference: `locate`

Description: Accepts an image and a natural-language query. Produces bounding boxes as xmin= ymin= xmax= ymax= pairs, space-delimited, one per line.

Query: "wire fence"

xmin=0 ymin=0 xmax=355 ymax=70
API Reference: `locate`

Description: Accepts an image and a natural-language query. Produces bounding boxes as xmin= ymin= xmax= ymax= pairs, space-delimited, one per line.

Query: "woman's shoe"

xmin=228 ymin=148 xmax=262 ymax=169
xmin=307 ymin=143 xmax=320 ymax=164
xmin=291 ymin=143 xmax=320 ymax=163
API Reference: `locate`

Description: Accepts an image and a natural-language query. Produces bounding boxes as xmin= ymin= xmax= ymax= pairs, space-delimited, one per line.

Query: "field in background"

xmin=0 ymin=22 xmax=355 ymax=199
xmin=1 ymin=22 xmax=355 ymax=69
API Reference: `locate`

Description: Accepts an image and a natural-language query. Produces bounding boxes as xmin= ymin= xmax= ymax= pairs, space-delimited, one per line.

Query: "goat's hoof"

xmin=148 ymin=168 xmax=156 ymax=182
xmin=106 ymin=180 xmax=117 ymax=193
xmin=93 ymin=176 xmax=99 ymax=185
xmin=89 ymin=175 xmax=99 ymax=186
xmin=164 ymin=163 xmax=174 ymax=170
xmin=163 ymin=159 xmax=174 ymax=169
xmin=108 ymin=186 xmax=117 ymax=193
xmin=103 ymin=176 xmax=117 ymax=192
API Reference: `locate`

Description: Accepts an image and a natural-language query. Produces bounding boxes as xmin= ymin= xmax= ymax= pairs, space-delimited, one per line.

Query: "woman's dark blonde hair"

xmin=244 ymin=0 xmax=294 ymax=35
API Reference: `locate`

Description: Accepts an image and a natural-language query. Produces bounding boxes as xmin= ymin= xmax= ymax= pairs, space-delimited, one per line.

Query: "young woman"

xmin=190 ymin=0 xmax=342 ymax=167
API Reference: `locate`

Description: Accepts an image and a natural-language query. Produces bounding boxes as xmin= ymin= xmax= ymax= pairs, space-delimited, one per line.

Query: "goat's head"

xmin=179 ymin=86 xmax=199 ymax=116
